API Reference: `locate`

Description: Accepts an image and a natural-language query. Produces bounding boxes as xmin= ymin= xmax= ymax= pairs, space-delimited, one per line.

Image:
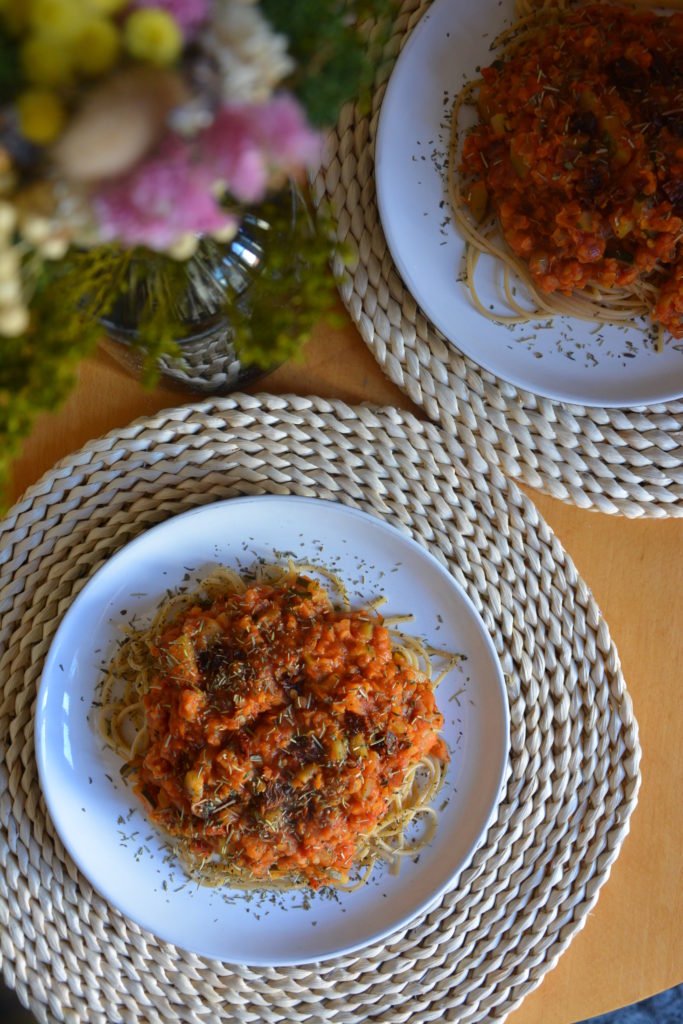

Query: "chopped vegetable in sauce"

xmin=461 ymin=3 xmax=683 ymax=337
xmin=130 ymin=575 xmax=448 ymax=888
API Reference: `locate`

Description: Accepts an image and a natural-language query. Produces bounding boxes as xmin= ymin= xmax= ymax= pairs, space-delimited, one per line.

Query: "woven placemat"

xmin=0 ymin=393 xmax=640 ymax=1024
xmin=310 ymin=0 xmax=683 ymax=519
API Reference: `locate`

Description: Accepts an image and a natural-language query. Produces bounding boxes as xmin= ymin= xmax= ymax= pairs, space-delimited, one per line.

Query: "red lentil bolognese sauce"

xmin=99 ymin=566 xmax=452 ymax=890
xmin=450 ymin=1 xmax=683 ymax=338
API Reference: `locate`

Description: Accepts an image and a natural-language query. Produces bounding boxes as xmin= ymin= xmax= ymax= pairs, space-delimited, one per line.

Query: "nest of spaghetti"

xmin=450 ymin=0 xmax=683 ymax=339
xmin=99 ymin=565 xmax=455 ymax=891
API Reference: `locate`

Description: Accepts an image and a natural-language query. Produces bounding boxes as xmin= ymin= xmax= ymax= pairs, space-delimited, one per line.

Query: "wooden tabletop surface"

xmin=7 ymin=306 xmax=683 ymax=1024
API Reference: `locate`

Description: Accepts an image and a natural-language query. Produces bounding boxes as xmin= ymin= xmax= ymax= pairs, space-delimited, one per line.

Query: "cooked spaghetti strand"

xmin=449 ymin=0 xmax=683 ymax=337
xmin=98 ymin=564 xmax=453 ymax=891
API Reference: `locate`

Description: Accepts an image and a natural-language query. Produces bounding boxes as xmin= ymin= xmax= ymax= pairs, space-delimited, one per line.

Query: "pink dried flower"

xmin=93 ymin=136 xmax=236 ymax=250
xmin=249 ymin=94 xmax=323 ymax=168
xmin=201 ymin=93 xmax=322 ymax=204
xmin=91 ymin=93 xmax=322 ymax=250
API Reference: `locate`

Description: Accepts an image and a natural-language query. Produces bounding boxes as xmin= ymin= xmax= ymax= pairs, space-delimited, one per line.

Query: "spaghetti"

xmin=448 ymin=0 xmax=683 ymax=340
xmin=99 ymin=564 xmax=457 ymax=891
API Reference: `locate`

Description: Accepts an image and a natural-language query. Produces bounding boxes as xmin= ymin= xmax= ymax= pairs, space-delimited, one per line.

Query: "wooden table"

xmin=8 ymin=307 xmax=683 ymax=1024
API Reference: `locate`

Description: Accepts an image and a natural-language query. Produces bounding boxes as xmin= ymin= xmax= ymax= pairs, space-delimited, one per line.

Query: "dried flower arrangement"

xmin=0 ymin=0 xmax=395 ymax=501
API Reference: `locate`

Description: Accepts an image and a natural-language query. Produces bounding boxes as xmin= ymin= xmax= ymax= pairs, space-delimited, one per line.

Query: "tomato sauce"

xmin=461 ymin=4 xmax=683 ymax=336
xmin=131 ymin=574 xmax=448 ymax=887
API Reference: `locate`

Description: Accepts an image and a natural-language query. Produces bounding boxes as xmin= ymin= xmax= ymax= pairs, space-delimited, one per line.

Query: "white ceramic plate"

xmin=375 ymin=0 xmax=683 ymax=407
xmin=35 ymin=496 xmax=509 ymax=965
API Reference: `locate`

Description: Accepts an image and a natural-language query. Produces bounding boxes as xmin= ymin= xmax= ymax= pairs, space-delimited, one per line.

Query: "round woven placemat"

xmin=0 ymin=394 xmax=640 ymax=1024
xmin=310 ymin=0 xmax=683 ymax=518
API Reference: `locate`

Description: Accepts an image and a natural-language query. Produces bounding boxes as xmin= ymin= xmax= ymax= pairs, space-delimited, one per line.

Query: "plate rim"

xmin=374 ymin=0 xmax=683 ymax=409
xmin=35 ymin=494 xmax=511 ymax=964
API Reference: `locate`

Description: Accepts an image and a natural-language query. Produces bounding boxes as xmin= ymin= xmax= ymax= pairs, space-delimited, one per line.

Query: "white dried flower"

xmin=168 ymin=97 xmax=215 ymax=137
xmin=202 ymin=0 xmax=294 ymax=104
xmin=168 ymin=233 xmax=200 ymax=261
xmin=0 ymin=202 xmax=17 ymax=239
xmin=210 ymin=220 xmax=238 ymax=243
xmin=0 ymin=277 xmax=21 ymax=305
xmin=0 ymin=237 xmax=28 ymax=336
xmin=39 ymin=236 xmax=69 ymax=261
xmin=0 ymin=246 xmax=20 ymax=281
xmin=50 ymin=180 xmax=100 ymax=249
xmin=22 ymin=216 xmax=53 ymax=247
xmin=0 ymin=303 xmax=29 ymax=336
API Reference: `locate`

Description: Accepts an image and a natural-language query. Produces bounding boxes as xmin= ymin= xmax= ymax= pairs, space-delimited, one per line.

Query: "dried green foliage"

xmin=261 ymin=0 xmax=398 ymax=125
xmin=0 ymin=25 xmax=20 ymax=103
xmin=0 ymin=1 xmax=396 ymax=508
xmin=0 ymin=252 xmax=124 ymax=501
xmin=230 ymin=193 xmax=349 ymax=369
xmin=0 ymin=193 xmax=348 ymax=507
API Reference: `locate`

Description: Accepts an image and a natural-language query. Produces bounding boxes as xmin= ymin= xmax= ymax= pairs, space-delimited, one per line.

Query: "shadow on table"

xmin=2 ymin=979 xmax=681 ymax=1022
xmin=0 ymin=982 xmax=35 ymax=1023
xmin=575 ymin=985 xmax=682 ymax=1024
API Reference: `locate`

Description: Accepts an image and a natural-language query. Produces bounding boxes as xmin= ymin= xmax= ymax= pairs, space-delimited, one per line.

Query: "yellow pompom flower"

xmin=124 ymin=8 xmax=183 ymax=67
xmin=17 ymin=89 xmax=66 ymax=144
xmin=72 ymin=17 xmax=121 ymax=76
xmin=85 ymin=0 xmax=128 ymax=12
xmin=28 ymin=0 xmax=85 ymax=39
xmin=21 ymin=34 xmax=74 ymax=86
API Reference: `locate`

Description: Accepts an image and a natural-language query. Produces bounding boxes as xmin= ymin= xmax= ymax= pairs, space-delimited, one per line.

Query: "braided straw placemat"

xmin=0 ymin=394 xmax=640 ymax=1024
xmin=310 ymin=0 xmax=683 ymax=518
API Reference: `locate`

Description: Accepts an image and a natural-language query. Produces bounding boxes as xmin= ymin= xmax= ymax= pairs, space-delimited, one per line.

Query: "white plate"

xmin=375 ymin=0 xmax=683 ymax=407
xmin=35 ymin=496 xmax=509 ymax=965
